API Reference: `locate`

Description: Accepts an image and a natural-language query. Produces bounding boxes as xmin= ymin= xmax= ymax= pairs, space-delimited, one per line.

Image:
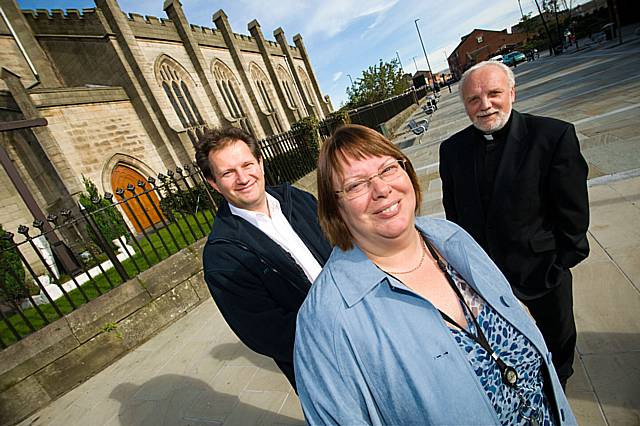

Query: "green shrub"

xmin=0 ymin=225 xmax=27 ymax=304
xmin=292 ymin=116 xmax=320 ymax=162
xmin=78 ymin=176 xmax=127 ymax=248
xmin=158 ymin=178 xmax=216 ymax=222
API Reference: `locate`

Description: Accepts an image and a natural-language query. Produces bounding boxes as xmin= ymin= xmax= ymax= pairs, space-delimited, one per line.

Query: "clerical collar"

xmin=478 ymin=112 xmax=513 ymax=143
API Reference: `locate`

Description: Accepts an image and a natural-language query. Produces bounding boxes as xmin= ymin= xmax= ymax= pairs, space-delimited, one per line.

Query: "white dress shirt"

xmin=228 ymin=193 xmax=322 ymax=283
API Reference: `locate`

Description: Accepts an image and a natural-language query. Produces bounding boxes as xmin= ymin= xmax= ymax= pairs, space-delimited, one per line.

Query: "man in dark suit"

xmin=439 ymin=61 xmax=590 ymax=387
xmin=195 ymin=127 xmax=331 ymax=390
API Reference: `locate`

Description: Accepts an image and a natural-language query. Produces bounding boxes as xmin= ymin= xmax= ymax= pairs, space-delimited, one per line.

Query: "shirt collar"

xmin=228 ymin=193 xmax=281 ymax=225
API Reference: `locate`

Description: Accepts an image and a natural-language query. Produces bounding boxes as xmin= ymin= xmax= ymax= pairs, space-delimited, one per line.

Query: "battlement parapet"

xmin=126 ymin=12 xmax=180 ymax=42
xmin=233 ymin=32 xmax=255 ymax=42
xmin=231 ymin=31 xmax=260 ymax=54
xmin=22 ymin=8 xmax=106 ymax=36
xmin=190 ymin=24 xmax=219 ymax=36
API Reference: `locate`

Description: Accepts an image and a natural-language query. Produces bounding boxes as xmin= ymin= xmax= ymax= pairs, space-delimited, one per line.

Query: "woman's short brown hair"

xmin=317 ymin=124 xmax=422 ymax=250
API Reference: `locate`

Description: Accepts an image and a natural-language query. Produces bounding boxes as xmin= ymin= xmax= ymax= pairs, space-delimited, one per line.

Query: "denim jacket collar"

xmin=328 ymin=217 xmax=464 ymax=307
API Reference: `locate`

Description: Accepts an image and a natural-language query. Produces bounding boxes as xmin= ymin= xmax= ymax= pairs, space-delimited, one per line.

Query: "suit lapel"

xmin=488 ymin=111 xmax=529 ymax=220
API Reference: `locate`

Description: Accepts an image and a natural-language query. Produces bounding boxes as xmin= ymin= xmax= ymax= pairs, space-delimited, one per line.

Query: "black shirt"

xmin=475 ymin=113 xmax=513 ymax=215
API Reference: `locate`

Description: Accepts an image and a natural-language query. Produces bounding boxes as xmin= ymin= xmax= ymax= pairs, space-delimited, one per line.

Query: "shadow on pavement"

xmin=110 ymin=374 xmax=301 ymax=425
xmin=210 ymin=342 xmax=281 ymax=374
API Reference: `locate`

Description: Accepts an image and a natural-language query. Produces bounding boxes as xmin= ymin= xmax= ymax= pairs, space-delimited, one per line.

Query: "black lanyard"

xmin=422 ymin=238 xmax=519 ymax=388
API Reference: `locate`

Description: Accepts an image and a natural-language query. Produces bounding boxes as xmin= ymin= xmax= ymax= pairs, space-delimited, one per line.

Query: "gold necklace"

xmin=385 ymin=238 xmax=427 ymax=275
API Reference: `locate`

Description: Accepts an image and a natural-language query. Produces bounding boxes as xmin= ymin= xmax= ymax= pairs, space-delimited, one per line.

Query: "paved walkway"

xmin=19 ymin=32 xmax=640 ymax=426
xmin=18 ymin=173 xmax=640 ymax=426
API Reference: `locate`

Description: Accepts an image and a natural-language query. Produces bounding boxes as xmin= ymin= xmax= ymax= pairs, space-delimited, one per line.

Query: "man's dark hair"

xmin=195 ymin=127 xmax=262 ymax=181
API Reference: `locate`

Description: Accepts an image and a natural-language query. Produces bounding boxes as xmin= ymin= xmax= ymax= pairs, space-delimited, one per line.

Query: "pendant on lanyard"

xmin=423 ymin=237 xmax=519 ymax=388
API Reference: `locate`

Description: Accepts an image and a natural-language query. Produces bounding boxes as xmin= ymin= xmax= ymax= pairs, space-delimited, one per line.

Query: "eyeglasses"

xmin=335 ymin=159 xmax=407 ymax=200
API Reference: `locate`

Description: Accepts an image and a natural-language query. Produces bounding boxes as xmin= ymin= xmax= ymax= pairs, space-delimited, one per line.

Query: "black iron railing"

xmin=319 ymin=86 xmax=430 ymax=138
xmin=0 ymin=129 xmax=321 ymax=349
xmin=260 ymin=128 xmax=319 ymax=186
xmin=0 ymin=164 xmax=218 ymax=349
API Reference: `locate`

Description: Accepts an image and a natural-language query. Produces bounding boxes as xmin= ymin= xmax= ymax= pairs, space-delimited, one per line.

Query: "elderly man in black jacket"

xmin=439 ymin=61 xmax=589 ymax=387
xmin=195 ymin=127 xmax=331 ymax=390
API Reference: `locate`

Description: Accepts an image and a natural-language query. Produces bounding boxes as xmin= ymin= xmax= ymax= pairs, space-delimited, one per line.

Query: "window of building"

xmin=212 ymin=60 xmax=251 ymax=134
xmin=277 ymin=65 xmax=299 ymax=110
xmin=156 ymin=57 xmax=206 ymax=144
xmin=250 ymin=64 xmax=283 ymax=134
xmin=477 ymin=35 xmax=484 ymax=43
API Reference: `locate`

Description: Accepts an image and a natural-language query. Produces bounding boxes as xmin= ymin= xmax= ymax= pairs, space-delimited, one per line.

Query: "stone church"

xmin=0 ymin=0 xmax=331 ymax=237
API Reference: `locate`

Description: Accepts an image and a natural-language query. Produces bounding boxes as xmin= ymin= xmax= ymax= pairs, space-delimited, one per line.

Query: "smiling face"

xmin=207 ymin=139 xmax=267 ymax=214
xmin=462 ymin=65 xmax=515 ymax=133
xmin=335 ymin=154 xmax=416 ymax=253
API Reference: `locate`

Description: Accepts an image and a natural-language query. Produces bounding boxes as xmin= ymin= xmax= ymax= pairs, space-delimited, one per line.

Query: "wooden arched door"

xmin=111 ymin=165 xmax=162 ymax=233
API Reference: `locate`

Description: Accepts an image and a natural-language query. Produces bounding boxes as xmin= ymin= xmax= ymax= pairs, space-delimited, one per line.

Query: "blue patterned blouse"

xmin=446 ymin=264 xmax=555 ymax=425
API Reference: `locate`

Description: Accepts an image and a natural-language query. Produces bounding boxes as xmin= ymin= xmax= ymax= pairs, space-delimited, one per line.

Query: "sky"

xmin=17 ymin=0 xmax=585 ymax=107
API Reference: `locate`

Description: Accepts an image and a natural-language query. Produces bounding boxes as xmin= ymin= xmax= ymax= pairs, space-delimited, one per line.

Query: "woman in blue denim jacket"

xmin=294 ymin=124 xmax=576 ymax=425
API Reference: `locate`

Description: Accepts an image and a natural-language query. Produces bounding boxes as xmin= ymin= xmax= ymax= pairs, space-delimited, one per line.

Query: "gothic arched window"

xmin=212 ymin=60 xmax=251 ymax=134
xmin=156 ymin=56 xmax=207 ymax=144
xmin=276 ymin=65 xmax=299 ymax=111
xmin=250 ymin=63 xmax=283 ymax=134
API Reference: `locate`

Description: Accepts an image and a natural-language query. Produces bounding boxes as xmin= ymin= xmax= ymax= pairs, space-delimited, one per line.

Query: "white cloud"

xmin=302 ymin=0 xmax=399 ymax=39
xmin=332 ymin=71 xmax=344 ymax=82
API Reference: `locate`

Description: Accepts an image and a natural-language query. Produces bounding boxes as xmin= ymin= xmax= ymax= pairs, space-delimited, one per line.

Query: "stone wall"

xmin=30 ymin=88 xmax=165 ymax=194
xmin=0 ymin=238 xmax=210 ymax=425
xmin=0 ymin=35 xmax=38 ymax=91
xmin=0 ymin=166 xmax=33 ymax=240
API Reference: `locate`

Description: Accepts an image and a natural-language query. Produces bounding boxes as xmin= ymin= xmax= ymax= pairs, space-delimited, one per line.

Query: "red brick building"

xmin=447 ymin=29 xmax=529 ymax=78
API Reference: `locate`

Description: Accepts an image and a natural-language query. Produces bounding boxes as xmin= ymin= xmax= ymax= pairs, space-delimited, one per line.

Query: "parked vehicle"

xmin=489 ymin=54 xmax=503 ymax=62
xmin=502 ymin=51 xmax=526 ymax=66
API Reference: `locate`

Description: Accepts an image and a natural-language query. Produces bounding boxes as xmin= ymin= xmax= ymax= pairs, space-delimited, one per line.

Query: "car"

xmin=489 ymin=54 xmax=503 ymax=62
xmin=502 ymin=51 xmax=526 ymax=66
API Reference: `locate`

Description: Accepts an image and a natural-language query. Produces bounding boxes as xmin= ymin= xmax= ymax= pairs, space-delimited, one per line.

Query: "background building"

xmin=0 ymin=0 xmax=330 ymax=248
xmin=447 ymin=28 xmax=528 ymax=78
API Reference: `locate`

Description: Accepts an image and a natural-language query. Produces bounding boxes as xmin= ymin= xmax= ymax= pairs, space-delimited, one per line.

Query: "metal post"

xmin=414 ymin=18 xmax=433 ymax=87
xmin=395 ymin=51 xmax=404 ymax=73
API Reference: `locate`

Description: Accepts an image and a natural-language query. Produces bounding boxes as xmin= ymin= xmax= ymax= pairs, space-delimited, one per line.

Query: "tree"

xmin=0 ymin=224 xmax=27 ymax=304
xmin=78 ymin=176 xmax=127 ymax=250
xmin=344 ymin=58 xmax=408 ymax=110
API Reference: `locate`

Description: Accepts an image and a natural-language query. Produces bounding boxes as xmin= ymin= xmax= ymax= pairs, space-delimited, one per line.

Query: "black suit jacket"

xmin=203 ymin=184 xmax=331 ymax=388
xmin=439 ymin=110 xmax=589 ymax=299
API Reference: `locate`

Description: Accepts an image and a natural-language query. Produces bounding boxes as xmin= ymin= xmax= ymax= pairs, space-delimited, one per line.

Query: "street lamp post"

xmin=346 ymin=73 xmax=353 ymax=85
xmin=395 ymin=51 xmax=404 ymax=73
xmin=414 ymin=18 xmax=433 ymax=88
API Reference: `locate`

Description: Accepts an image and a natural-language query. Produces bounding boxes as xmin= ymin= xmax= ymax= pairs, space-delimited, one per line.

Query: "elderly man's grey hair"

xmin=458 ymin=61 xmax=515 ymax=101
